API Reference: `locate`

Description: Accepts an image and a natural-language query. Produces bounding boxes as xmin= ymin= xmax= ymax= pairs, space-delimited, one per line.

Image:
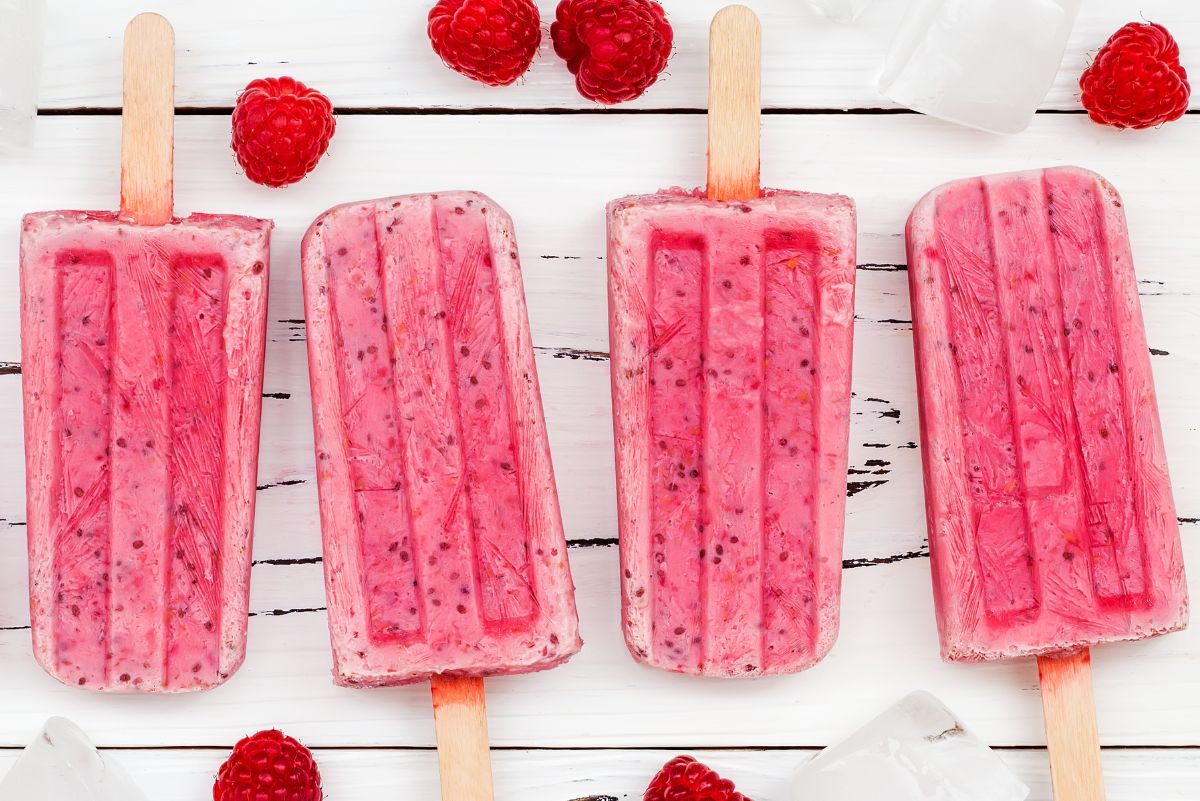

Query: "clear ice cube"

xmin=878 ymin=0 xmax=1081 ymax=134
xmin=0 ymin=0 xmax=46 ymax=151
xmin=794 ymin=692 xmax=1030 ymax=801
xmin=0 ymin=718 xmax=149 ymax=801
xmin=806 ymin=0 xmax=877 ymax=23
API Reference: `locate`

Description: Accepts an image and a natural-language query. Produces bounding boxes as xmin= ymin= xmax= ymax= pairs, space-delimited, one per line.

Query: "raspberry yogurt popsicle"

xmin=608 ymin=6 xmax=856 ymax=677
xmin=302 ymin=191 xmax=580 ymax=799
xmin=907 ymin=166 xmax=1187 ymax=796
xmin=20 ymin=15 xmax=272 ymax=692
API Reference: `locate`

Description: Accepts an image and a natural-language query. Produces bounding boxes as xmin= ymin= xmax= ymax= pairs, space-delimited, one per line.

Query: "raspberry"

xmin=1080 ymin=22 xmax=1190 ymax=130
xmin=428 ymin=0 xmax=542 ymax=87
xmin=644 ymin=756 xmax=751 ymax=801
xmin=213 ymin=729 xmax=322 ymax=801
xmin=551 ymin=0 xmax=673 ymax=104
xmin=231 ymin=77 xmax=335 ymax=187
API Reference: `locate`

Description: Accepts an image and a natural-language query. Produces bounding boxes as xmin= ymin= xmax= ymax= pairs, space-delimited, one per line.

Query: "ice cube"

xmin=0 ymin=0 xmax=45 ymax=152
xmin=794 ymin=692 xmax=1030 ymax=801
xmin=878 ymin=0 xmax=1081 ymax=134
xmin=806 ymin=0 xmax=877 ymax=23
xmin=0 ymin=718 xmax=148 ymax=801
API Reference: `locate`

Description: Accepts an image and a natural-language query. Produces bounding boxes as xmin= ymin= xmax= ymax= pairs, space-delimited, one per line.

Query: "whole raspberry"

xmin=428 ymin=0 xmax=542 ymax=87
xmin=1080 ymin=22 xmax=1190 ymax=130
xmin=214 ymin=729 xmax=322 ymax=801
xmin=552 ymin=0 xmax=673 ymax=104
xmin=231 ymin=77 xmax=335 ymax=188
xmin=644 ymin=756 xmax=751 ymax=801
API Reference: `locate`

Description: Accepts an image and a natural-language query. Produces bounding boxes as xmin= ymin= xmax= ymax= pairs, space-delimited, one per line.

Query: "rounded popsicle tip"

xmin=906 ymin=183 xmax=944 ymax=250
xmin=906 ymin=166 xmax=1130 ymax=250
xmin=711 ymin=5 xmax=761 ymax=34
xmin=124 ymin=12 xmax=174 ymax=40
xmin=1044 ymin=165 xmax=1126 ymax=207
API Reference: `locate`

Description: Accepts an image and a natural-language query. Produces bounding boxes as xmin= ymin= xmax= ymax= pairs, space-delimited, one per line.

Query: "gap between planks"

xmin=0 ymin=744 xmax=1197 ymax=752
xmin=38 ymin=107 xmax=1200 ymax=117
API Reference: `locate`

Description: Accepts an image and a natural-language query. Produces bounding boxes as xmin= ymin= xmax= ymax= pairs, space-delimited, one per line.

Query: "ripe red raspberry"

xmin=1080 ymin=22 xmax=1190 ymax=130
xmin=551 ymin=0 xmax=673 ymax=104
xmin=231 ymin=77 xmax=335 ymax=187
xmin=214 ymin=729 xmax=322 ymax=801
xmin=428 ymin=0 xmax=542 ymax=87
xmin=644 ymin=756 xmax=751 ymax=801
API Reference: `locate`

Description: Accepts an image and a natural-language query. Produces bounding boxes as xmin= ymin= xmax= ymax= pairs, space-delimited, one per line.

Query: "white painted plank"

xmin=38 ymin=0 xmax=1200 ymax=111
xmin=1 ymin=544 xmax=1199 ymax=748
xmin=0 ymin=114 xmax=1196 ymax=748
xmin=1 ymin=746 xmax=1198 ymax=801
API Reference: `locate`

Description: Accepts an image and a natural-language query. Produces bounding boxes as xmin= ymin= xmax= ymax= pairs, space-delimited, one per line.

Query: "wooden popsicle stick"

xmin=120 ymin=12 xmax=175 ymax=225
xmin=707 ymin=5 xmax=761 ymax=202
xmin=1038 ymin=649 xmax=1108 ymax=800
xmin=430 ymin=675 xmax=495 ymax=801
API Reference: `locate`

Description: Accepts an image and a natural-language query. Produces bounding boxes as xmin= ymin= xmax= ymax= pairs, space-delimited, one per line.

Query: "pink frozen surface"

xmin=302 ymin=191 xmax=581 ymax=688
xmin=907 ymin=167 xmax=1188 ymax=662
xmin=20 ymin=210 xmax=272 ymax=692
xmin=608 ymin=190 xmax=857 ymax=677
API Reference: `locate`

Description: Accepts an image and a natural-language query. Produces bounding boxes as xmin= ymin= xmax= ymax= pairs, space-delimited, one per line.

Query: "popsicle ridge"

xmin=1044 ymin=173 xmax=1148 ymax=605
xmin=52 ymin=249 xmax=116 ymax=686
xmin=164 ymin=254 xmax=229 ymax=684
xmin=435 ymin=206 xmax=538 ymax=626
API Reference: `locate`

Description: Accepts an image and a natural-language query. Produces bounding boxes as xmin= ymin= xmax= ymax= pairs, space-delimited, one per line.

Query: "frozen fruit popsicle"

xmin=302 ymin=191 xmax=580 ymax=686
xmin=609 ymin=191 xmax=856 ymax=677
xmin=301 ymin=191 xmax=580 ymax=799
xmin=19 ymin=15 xmax=272 ymax=692
xmin=907 ymin=166 xmax=1187 ymax=661
xmin=907 ymin=166 xmax=1187 ymax=797
xmin=608 ymin=7 xmax=857 ymax=678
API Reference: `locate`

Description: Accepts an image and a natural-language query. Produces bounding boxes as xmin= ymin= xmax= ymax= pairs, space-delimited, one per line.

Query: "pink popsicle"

xmin=608 ymin=189 xmax=857 ymax=677
xmin=21 ymin=210 xmax=272 ymax=691
xmin=907 ymin=166 xmax=1188 ymax=662
xmin=301 ymin=191 xmax=580 ymax=687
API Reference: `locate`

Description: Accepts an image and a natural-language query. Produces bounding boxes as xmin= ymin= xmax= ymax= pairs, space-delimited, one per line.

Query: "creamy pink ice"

xmin=607 ymin=190 xmax=857 ymax=677
xmin=20 ymin=210 xmax=272 ymax=692
xmin=907 ymin=167 xmax=1188 ymax=662
xmin=301 ymin=191 xmax=581 ymax=687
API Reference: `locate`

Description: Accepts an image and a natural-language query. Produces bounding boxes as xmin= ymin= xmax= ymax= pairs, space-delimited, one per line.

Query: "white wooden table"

xmin=1 ymin=1 xmax=1198 ymax=798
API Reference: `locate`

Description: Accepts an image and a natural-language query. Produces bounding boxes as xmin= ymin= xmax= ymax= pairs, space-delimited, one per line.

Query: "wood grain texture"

xmin=707 ymin=5 xmax=760 ymax=200
xmin=1040 ymin=651 xmax=1107 ymax=801
xmin=119 ymin=13 xmax=174 ymax=224
xmin=35 ymin=0 xmax=1200 ymax=111
xmin=431 ymin=676 xmax=495 ymax=801
xmin=0 ymin=115 xmax=1196 ymax=748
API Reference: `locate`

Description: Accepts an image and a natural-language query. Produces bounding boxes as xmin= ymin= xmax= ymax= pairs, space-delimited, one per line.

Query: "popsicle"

xmin=907 ymin=166 xmax=1187 ymax=798
xmin=301 ymin=191 xmax=581 ymax=798
xmin=19 ymin=14 xmax=272 ymax=692
xmin=608 ymin=6 xmax=856 ymax=677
